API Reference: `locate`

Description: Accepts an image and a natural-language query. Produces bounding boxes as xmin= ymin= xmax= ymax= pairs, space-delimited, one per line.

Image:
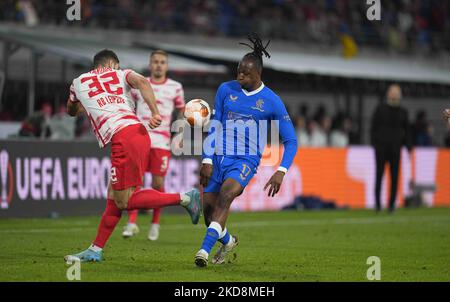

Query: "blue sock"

xmin=200 ymin=222 xmax=222 ymax=254
xmin=218 ymin=228 xmax=231 ymax=245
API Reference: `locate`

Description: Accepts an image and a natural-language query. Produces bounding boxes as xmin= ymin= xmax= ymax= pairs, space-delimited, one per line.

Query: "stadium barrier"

xmin=0 ymin=140 xmax=449 ymax=217
xmin=233 ymin=146 xmax=450 ymax=211
xmin=0 ymin=140 xmax=198 ymax=218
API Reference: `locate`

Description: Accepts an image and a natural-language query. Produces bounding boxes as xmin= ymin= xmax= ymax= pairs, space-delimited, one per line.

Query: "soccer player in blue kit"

xmin=195 ymin=34 xmax=298 ymax=267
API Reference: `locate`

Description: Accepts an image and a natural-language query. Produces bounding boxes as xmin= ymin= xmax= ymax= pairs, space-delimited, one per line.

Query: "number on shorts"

xmin=239 ymin=164 xmax=251 ymax=180
xmin=160 ymin=156 xmax=168 ymax=172
xmin=111 ymin=167 xmax=118 ymax=183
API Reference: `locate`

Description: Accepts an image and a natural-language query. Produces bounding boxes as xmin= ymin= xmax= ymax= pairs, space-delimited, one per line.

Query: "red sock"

xmin=93 ymin=199 xmax=122 ymax=248
xmin=152 ymin=208 xmax=162 ymax=224
xmin=128 ymin=209 xmax=138 ymax=224
xmin=152 ymin=186 xmax=165 ymax=224
xmin=127 ymin=188 xmax=181 ymax=211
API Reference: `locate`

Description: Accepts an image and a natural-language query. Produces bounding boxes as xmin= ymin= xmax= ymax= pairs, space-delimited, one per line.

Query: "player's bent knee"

xmin=218 ymin=190 xmax=237 ymax=206
xmin=112 ymin=187 xmax=134 ymax=210
xmin=112 ymin=192 xmax=128 ymax=210
xmin=114 ymin=199 xmax=128 ymax=210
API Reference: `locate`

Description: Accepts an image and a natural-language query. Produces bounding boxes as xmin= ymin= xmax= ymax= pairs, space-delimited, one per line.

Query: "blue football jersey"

xmin=203 ymin=80 xmax=297 ymax=171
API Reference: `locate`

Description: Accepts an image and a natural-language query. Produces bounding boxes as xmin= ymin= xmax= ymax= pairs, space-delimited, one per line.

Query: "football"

xmin=184 ymin=99 xmax=211 ymax=127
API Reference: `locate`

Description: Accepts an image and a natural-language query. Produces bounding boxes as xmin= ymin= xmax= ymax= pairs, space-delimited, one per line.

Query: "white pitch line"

xmin=0 ymin=215 xmax=448 ymax=234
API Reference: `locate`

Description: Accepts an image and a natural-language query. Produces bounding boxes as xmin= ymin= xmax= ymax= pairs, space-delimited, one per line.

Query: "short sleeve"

xmin=174 ymin=84 xmax=185 ymax=109
xmin=68 ymin=83 xmax=79 ymax=103
xmin=123 ymin=69 xmax=135 ymax=88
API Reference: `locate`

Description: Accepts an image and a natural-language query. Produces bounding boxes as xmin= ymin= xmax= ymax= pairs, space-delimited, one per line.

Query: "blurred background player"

xmin=123 ymin=50 xmax=185 ymax=241
xmin=64 ymin=49 xmax=201 ymax=262
xmin=443 ymin=109 xmax=450 ymax=122
xmin=196 ymin=34 xmax=298 ymax=267
xmin=370 ymin=84 xmax=411 ymax=213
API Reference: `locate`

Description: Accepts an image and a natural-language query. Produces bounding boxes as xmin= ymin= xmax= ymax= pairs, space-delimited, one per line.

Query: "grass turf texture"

xmin=0 ymin=208 xmax=449 ymax=281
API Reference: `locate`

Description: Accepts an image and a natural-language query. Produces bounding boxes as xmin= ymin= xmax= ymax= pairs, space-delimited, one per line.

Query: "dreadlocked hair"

xmin=239 ymin=33 xmax=271 ymax=72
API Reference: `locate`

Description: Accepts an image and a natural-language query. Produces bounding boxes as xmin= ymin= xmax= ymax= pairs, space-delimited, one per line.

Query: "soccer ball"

xmin=184 ymin=99 xmax=211 ymax=127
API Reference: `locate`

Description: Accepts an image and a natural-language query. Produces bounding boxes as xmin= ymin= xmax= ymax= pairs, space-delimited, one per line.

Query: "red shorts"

xmin=110 ymin=123 xmax=150 ymax=190
xmin=147 ymin=148 xmax=171 ymax=176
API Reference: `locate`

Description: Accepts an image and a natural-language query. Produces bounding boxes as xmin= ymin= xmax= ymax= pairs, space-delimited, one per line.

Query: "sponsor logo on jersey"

xmin=229 ymin=95 xmax=238 ymax=101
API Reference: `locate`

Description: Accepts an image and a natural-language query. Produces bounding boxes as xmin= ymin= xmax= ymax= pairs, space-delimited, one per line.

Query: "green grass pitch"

xmin=0 ymin=208 xmax=449 ymax=281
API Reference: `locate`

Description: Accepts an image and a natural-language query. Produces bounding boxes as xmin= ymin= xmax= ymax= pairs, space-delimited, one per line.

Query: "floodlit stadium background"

xmin=0 ymin=0 xmax=450 ymax=218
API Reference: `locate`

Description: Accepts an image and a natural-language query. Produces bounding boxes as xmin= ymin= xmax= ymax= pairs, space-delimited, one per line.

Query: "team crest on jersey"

xmin=229 ymin=95 xmax=238 ymax=101
xmin=251 ymin=99 xmax=264 ymax=112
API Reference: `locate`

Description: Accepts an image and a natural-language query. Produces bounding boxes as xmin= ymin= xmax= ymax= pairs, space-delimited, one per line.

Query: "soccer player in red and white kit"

xmin=64 ymin=49 xmax=201 ymax=262
xmin=122 ymin=50 xmax=185 ymax=241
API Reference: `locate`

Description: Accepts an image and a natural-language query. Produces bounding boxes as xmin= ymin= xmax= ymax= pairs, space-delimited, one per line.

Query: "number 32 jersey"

xmin=69 ymin=67 xmax=141 ymax=148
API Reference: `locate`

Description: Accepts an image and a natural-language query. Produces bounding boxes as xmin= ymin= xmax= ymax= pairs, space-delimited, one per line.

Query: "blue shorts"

xmin=204 ymin=155 xmax=258 ymax=193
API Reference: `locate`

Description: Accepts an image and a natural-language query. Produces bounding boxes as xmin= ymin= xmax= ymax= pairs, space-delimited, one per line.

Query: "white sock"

xmin=209 ymin=221 xmax=222 ymax=236
xmin=89 ymin=244 xmax=102 ymax=253
xmin=219 ymin=227 xmax=233 ymax=246
xmin=219 ymin=227 xmax=227 ymax=239
xmin=198 ymin=249 xmax=208 ymax=256
xmin=180 ymin=193 xmax=190 ymax=206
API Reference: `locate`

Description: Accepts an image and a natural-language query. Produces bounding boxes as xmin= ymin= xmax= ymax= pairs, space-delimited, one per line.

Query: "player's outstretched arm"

xmin=127 ymin=71 xmax=162 ymax=129
xmin=264 ymin=171 xmax=285 ymax=197
xmin=264 ymin=98 xmax=298 ymax=197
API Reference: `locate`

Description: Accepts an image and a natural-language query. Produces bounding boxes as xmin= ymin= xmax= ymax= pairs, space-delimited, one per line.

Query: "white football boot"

xmin=148 ymin=223 xmax=160 ymax=241
xmin=122 ymin=223 xmax=139 ymax=238
xmin=212 ymin=236 xmax=238 ymax=265
xmin=194 ymin=249 xmax=209 ymax=267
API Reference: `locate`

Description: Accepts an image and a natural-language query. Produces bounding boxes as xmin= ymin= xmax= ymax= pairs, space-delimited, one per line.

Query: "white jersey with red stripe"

xmin=132 ymin=78 xmax=185 ymax=150
xmin=69 ymin=67 xmax=141 ymax=148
